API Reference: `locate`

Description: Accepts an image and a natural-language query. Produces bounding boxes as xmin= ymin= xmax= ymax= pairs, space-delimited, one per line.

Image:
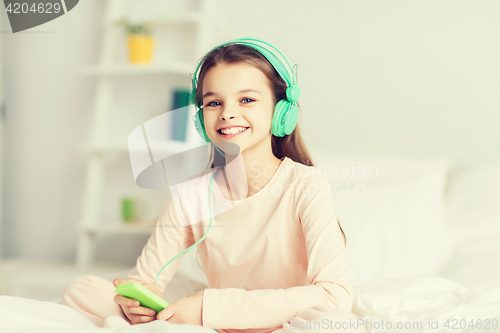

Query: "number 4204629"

xmin=5 ymin=2 xmax=62 ymax=14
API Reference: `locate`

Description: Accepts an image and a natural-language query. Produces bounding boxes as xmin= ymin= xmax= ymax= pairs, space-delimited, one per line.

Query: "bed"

xmin=1 ymin=151 xmax=499 ymax=332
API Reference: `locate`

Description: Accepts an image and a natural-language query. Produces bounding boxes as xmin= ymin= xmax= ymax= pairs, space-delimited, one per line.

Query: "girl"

xmin=61 ymin=39 xmax=366 ymax=333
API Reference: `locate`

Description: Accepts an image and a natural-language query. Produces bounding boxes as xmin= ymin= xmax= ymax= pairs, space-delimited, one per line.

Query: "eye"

xmin=241 ymin=98 xmax=254 ymax=103
xmin=205 ymin=101 xmax=220 ymax=107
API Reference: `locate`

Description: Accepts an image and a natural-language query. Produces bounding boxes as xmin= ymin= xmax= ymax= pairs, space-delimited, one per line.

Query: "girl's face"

xmin=201 ymin=63 xmax=275 ymax=154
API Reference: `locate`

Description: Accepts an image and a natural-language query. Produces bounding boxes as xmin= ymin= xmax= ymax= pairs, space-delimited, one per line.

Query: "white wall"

xmin=0 ymin=3 xmax=4 ymax=260
xmin=211 ymin=0 xmax=500 ymax=161
xmin=2 ymin=0 xmax=499 ymax=263
xmin=2 ymin=1 xmax=103 ymax=260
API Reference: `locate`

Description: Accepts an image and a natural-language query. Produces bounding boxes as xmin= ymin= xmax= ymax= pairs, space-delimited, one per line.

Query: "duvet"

xmin=1 ymin=276 xmax=499 ymax=333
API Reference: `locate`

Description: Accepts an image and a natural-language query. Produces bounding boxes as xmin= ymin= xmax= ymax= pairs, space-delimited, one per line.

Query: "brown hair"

xmin=193 ymin=43 xmax=346 ymax=246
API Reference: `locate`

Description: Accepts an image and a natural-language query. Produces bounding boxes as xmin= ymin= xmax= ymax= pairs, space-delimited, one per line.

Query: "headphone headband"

xmin=190 ymin=38 xmax=298 ymax=106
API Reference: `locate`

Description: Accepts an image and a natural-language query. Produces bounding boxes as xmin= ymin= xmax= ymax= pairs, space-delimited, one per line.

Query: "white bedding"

xmin=0 ymin=295 xmax=214 ymax=333
xmin=3 ymin=155 xmax=499 ymax=332
xmin=352 ymin=277 xmax=500 ymax=333
xmin=1 ymin=276 xmax=499 ymax=333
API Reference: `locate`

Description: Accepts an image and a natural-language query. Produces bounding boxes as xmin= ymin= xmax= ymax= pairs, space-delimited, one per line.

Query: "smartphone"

xmin=115 ymin=282 xmax=170 ymax=313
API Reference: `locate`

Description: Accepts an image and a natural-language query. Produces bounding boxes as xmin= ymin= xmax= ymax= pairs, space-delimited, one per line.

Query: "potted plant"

xmin=117 ymin=17 xmax=155 ymax=64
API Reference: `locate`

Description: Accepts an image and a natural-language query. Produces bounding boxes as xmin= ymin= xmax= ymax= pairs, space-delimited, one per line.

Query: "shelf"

xmin=81 ymin=142 xmax=128 ymax=153
xmin=82 ymin=139 xmax=200 ymax=155
xmin=80 ymin=220 xmax=157 ymax=235
xmin=108 ymin=10 xmax=203 ymax=27
xmin=82 ymin=62 xmax=193 ymax=76
xmin=154 ymin=10 xmax=203 ymax=24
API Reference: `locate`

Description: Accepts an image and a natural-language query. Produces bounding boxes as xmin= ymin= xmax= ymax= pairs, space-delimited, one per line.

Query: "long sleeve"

xmin=126 ymin=190 xmax=195 ymax=292
xmin=201 ymin=169 xmax=353 ymax=330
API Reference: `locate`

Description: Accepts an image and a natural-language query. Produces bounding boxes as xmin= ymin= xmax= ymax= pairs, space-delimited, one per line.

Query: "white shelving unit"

xmin=75 ymin=0 xmax=210 ymax=269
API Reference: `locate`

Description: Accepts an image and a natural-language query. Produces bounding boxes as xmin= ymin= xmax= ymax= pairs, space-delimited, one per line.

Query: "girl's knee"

xmin=59 ymin=275 xmax=122 ymax=328
xmin=61 ymin=275 xmax=112 ymax=304
xmin=64 ymin=275 xmax=105 ymax=290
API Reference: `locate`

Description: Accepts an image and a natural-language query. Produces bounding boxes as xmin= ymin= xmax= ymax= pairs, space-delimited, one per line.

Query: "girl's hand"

xmin=156 ymin=289 xmax=204 ymax=326
xmin=113 ymin=278 xmax=164 ymax=325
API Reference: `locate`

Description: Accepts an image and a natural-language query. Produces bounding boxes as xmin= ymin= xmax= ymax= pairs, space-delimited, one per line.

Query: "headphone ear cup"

xmin=271 ymin=100 xmax=288 ymax=137
xmin=283 ymin=104 xmax=299 ymax=135
xmin=272 ymin=99 xmax=298 ymax=137
xmin=193 ymin=108 xmax=211 ymax=142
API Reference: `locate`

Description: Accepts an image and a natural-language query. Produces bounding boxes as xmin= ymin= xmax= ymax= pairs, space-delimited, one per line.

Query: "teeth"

xmin=220 ymin=127 xmax=247 ymax=135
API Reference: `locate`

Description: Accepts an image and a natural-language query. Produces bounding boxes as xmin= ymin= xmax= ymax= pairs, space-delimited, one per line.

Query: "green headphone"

xmin=191 ymin=38 xmax=301 ymax=141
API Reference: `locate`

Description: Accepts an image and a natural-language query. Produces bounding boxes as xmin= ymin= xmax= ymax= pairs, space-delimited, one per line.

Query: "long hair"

xmin=193 ymin=43 xmax=346 ymax=246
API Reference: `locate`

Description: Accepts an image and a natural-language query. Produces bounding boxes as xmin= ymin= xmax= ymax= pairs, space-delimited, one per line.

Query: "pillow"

xmin=444 ymin=159 xmax=500 ymax=246
xmin=440 ymin=234 xmax=500 ymax=290
xmin=440 ymin=158 xmax=500 ymax=289
xmin=310 ymin=150 xmax=454 ymax=285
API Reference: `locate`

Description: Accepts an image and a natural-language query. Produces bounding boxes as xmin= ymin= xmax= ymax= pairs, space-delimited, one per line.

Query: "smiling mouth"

xmin=217 ymin=127 xmax=249 ymax=138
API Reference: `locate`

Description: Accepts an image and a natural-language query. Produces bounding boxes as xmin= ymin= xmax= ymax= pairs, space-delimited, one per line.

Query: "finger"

xmin=143 ymin=283 xmax=164 ymax=298
xmin=114 ymin=294 xmax=140 ymax=307
xmin=156 ymin=308 xmax=174 ymax=321
xmin=128 ymin=313 xmax=156 ymax=325
xmin=129 ymin=306 xmax=156 ymax=317
xmin=126 ymin=313 xmax=147 ymax=325
xmin=114 ymin=294 xmax=139 ymax=307
xmin=139 ymin=315 xmax=156 ymax=323
xmin=113 ymin=278 xmax=128 ymax=287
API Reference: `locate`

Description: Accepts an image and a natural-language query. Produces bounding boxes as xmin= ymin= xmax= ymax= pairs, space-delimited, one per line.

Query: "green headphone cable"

xmin=155 ymin=170 xmax=217 ymax=288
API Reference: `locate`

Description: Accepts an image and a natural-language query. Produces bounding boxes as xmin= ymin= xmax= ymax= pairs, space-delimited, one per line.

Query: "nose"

xmin=219 ymin=107 xmax=237 ymax=121
xmin=220 ymin=114 xmax=235 ymax=121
